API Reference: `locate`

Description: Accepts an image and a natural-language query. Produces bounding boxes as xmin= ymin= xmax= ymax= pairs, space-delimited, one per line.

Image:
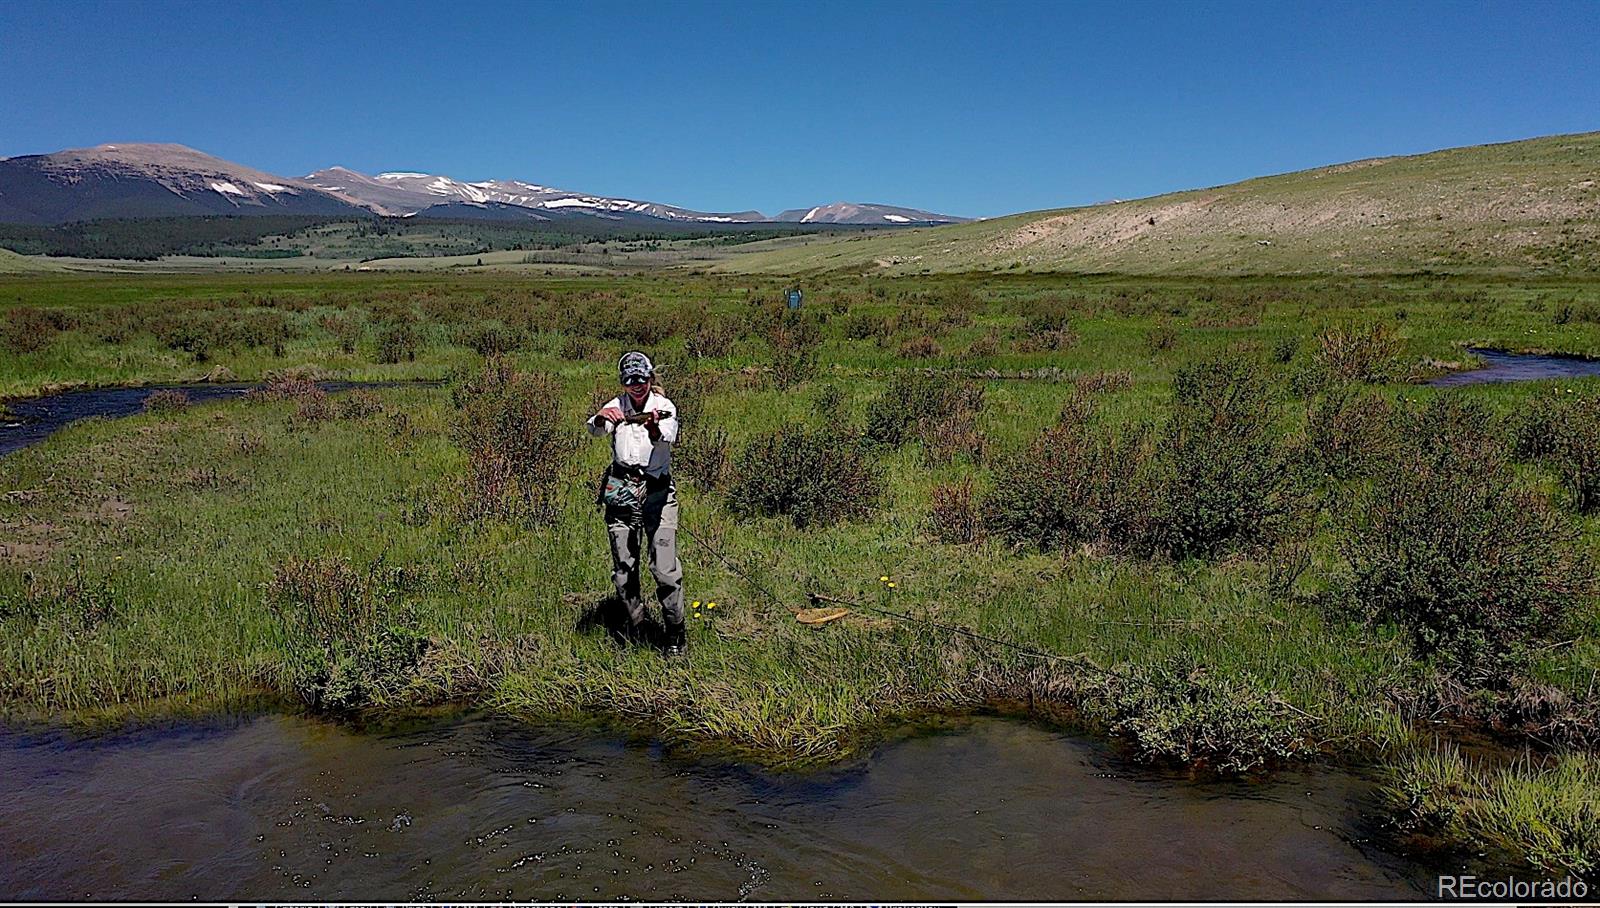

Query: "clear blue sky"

xmin=2 ymin=0 xmax=1596 ymax=218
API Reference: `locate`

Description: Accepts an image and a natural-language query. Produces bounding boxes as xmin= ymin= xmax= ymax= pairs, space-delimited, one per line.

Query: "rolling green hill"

xmin=718 ymin=131 xmax=1600 ymax=276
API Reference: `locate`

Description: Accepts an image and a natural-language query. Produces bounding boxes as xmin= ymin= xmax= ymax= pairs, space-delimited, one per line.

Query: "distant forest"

xmin=0 ymin=215 xmax=876 ymax=260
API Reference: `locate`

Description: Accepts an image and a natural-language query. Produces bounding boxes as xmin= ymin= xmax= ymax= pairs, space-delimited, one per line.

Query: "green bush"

xmin=983 ymin=416 xmax=1155 ymax=552
xmin=1341 ymin=397 xmax=1595 ymax=681
xmin=1145 ymin=357 xmax=1303 ymax=559
xmin=729 ymin=422 xmax=881 ymax=528
xmin=1305 ymin=387 xmax=1399 ymax=481
xmin=375 ymin=315 xmax=421 ymax=363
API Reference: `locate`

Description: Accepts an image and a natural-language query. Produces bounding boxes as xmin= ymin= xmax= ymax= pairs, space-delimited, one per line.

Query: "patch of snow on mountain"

xmin=377 ymin=172 xmax=430 ymax=180
xmin=800 ymin=206 xmax=822 ymax=223
xmin=253 ymin=182 xmax=293 ymax=193
xmin=542 ymin=198 xmax=600 ymax=208
xmin=210 ymin=181 xmax=245 ymax=196
xmin=882 ymin=214 xmax=912 ymax=222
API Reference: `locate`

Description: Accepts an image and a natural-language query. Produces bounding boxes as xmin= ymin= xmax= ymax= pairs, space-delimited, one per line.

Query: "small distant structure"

xmin=787 ymin=287 xmax=803 ymax=310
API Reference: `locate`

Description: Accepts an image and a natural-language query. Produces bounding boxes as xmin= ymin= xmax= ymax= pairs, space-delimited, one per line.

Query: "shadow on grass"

xmin=574 ymin=592 xmax=665 ymax=650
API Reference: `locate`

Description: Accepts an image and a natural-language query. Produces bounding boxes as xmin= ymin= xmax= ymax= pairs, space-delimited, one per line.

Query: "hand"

xmin=597 ymin=405 xmax=624 ymax=424
xmin=645 ymin=412 xmax=662 ymax=441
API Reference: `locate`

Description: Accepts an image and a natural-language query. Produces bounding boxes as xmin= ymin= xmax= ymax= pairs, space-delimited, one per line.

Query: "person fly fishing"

xmin=587 ymin=351 xmax=686 ymax=656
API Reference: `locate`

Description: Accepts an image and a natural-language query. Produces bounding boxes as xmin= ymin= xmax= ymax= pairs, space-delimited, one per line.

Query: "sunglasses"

xmin=623 ymin=377 xmax=650 ymax=387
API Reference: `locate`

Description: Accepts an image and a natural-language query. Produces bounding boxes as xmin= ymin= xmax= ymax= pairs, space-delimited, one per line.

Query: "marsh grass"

xmin=0 ymin=271 xmax=1597 ymax=794
xmin=1385 ymin=743 xmax=1600 ymax=874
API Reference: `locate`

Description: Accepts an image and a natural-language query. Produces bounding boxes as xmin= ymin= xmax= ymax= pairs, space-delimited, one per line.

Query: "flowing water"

xmin=0 ymin=712 xmax=1445 ymax=902
xmin=0 ymin=380 xmax=434 ymax=457
xmin=1428 ymin=347 xmax=1600 ymax=387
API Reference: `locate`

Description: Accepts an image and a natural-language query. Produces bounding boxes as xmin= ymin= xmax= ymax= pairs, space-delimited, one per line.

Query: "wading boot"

xmin=663 ymin=620 xmax=687 ymax=658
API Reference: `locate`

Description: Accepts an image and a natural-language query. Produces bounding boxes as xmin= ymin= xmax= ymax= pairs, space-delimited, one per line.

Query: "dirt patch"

xmin=0 ymin=520 xmax=64 ymax=563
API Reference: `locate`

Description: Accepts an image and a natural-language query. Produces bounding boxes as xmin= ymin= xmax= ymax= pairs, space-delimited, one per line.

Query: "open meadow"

xmin=3 ymin=269 xmax=1600 ymax=875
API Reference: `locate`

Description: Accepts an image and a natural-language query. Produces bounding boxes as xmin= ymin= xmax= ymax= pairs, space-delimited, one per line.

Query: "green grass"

xmin=2 ymin=268 xmax=1599 ymax=871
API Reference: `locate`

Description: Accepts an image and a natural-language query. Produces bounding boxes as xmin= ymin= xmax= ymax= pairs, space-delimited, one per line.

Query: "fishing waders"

xmin=603 ymin=468 xmax=686 ymax=656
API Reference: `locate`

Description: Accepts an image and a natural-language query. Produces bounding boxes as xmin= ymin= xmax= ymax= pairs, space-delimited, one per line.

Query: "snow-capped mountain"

xmin=0 ymin=144 xmax=369 ymax=224
xmin=772 ymin=202 xmax=966 ymax=225
xmin=0 ymin=142 xmax=969 ymax=226
xmin=305 ymin=167 xmax=766 ymax=223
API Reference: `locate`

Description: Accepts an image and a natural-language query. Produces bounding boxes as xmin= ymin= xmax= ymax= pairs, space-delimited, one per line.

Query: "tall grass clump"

xmin=728 ymin=422 xmax=881 ymax=528
xmin=1094 ymin=658 xmax=1315 ymax=774
xmin=1385 ymin=744 xmax=1600 ymax=875
xmin=451 ymin=357 xmax=576 ymax=524
xmin=1341 ymin=397 xmax=1595 ymax=682
xmin=265 ymin=556 xmax=428 ymax=712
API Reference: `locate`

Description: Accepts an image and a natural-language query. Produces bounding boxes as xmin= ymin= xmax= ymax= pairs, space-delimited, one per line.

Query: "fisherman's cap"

xmin=619 ymin=350 xmax=654 ymax=383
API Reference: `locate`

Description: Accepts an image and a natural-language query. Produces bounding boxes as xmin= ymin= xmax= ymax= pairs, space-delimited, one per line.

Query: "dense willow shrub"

xmin=729 ymin=422 xmax=881 ymax=528
xmin=1147 ymin=358 xmax=1301 ymax=558
xmin=1342 ymin=397 xmax=1595 ymax=681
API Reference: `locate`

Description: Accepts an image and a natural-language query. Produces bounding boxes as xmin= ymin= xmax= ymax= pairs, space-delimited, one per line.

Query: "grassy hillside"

xmin=718 ymin=131 xmax=1600 ymax=276
xmin=0 ymin=248 xmax=64 ymax=274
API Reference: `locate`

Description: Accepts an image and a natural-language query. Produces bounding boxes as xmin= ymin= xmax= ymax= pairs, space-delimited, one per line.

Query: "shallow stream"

xmin=0 ymin=713 xmax=1450 ymax=901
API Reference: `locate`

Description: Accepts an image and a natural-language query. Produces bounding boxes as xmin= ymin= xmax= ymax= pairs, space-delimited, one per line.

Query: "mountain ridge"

xmin=0 ymin=142 xmax=966 ymax=226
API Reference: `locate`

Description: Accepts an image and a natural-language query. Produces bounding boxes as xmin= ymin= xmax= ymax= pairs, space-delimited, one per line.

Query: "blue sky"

xmin=2 ymin=0 xmax=1596 ymax=218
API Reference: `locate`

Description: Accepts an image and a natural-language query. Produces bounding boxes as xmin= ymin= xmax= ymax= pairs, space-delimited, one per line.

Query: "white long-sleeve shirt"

xmin=587 ymin=391 xmax=678 ymax=478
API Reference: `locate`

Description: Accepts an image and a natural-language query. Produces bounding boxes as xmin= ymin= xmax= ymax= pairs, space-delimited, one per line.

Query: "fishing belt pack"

xmin=600 ymin=468 xmax=648 ymax=512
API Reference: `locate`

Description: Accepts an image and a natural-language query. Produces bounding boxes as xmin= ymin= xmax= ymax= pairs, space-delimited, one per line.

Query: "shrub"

xmin=292 ymin=386 xmax=333 ymax=423
xmin=766 ymin=309 xmax=822 ymax=388
xmin=1072 ymin=370 xmax=1133 ymax=395
xmin=457 ymin=321 xmax=523 ymax=356
xmin=376 ymin=315 xmax=421 ymax=363
xmin=964 ymin=332 xmax=1001 ymax=359
xmin=1144 ymin=320 xmax=1178 ymax=353
xmin=318 ymin=311 xmax=364 ymax=354
xmin=813 ymin=383 xmax=845 ymax=420
xmin=1304 ymin=387 xmax=1399 ymax=481
xmin=335 ymin=389 xmax=384 ymax=419
xmin=1271 ymin=335 xmax=1300 ymax=364
xmin=729 ymin=422 xmax=881 ymax=528
xmin=1341 ymin=397 xmax=1595 ymax=681
xmin=684 ymin=315 xmax=738 ymax=359
xmin=675 ymin=424 xmax=731 ymax=489
xmin=864 ymin=372 xmax=985 ymax=450
xmin=451 ymin=358 xmax=576 ymax=524
xmin=2 ymin=307 xmax=62 ymax=354
xmin=929 ymin=477 xmax=983 ymax=544
xmin=983 ymin=416 xmax=1155 ymax=552
xmin=265 ymin=555 xmax=428 ymax=712
xmin=1313 ymin=322 xmax=1405 ymax=383
xmin=1532 ymin=394 xmax=1600 ymax=513
xmin=897 ymin=335 xmax=942 ymax=359
xmin=142 ymin=389 xmax=191 ymax=413
xmin=1145 ymin=357 xmax=1301 ymax=559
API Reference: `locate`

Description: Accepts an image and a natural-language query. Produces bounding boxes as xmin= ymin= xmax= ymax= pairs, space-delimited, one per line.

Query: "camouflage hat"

xmin=618 ymin=350 xmax=654 ymax=383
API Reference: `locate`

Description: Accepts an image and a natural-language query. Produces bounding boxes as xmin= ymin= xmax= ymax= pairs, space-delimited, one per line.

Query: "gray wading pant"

xmin=605 ymin=479 xmax=684 ymax=628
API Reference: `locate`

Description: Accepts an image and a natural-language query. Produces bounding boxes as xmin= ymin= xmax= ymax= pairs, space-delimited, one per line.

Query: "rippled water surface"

xmin=0 ymin=713 xmax=1438 ymax=902
xmin=1429 ymin=348 xmax=1600 ymax=387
